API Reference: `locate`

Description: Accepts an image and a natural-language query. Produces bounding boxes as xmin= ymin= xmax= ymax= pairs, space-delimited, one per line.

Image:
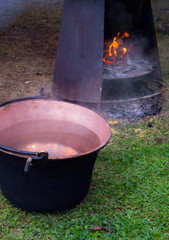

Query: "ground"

xmin=0 ymin=0 xmax=63 ymax=101
xmin=0 ymin=0 xmax=168 ymax=239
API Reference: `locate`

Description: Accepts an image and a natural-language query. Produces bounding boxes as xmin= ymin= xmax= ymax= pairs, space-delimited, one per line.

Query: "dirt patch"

xmin=0 ymin=0 xmax=62 ymax=102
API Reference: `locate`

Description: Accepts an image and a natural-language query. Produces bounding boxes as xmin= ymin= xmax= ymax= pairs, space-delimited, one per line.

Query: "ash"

xmin=103 ymin=54 xmax=155 ymax=79
xmin=69 ymin=97 xmax=163 ymax=120
xmin=99 ymin=98 xmax=162 ymax=120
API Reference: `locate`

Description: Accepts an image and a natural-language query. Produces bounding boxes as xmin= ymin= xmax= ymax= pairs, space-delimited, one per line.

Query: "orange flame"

xmin=103 ymin=32 xmax=131 ymax=64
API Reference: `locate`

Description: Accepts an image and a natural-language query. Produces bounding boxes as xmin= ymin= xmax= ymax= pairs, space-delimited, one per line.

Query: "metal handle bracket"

xmin=24 ymin=151 xmax=48 ymax=174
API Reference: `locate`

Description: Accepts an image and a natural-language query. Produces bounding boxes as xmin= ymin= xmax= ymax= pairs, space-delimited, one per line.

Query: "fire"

xmin=103 ymin=32 xmax=131 ymax=64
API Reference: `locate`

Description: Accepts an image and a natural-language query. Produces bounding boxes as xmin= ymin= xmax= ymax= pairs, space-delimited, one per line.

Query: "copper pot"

xmin=0 ymin=98 xmax=111 ymax=212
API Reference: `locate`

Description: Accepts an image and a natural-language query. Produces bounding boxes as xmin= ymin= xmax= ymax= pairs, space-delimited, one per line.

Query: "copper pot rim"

xmin=0 ymin=97 xmax=111 ymax=160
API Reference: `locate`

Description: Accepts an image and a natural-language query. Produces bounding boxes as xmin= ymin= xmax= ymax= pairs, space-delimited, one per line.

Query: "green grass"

xmin=0 ymin=119 xmax=168 ymax=239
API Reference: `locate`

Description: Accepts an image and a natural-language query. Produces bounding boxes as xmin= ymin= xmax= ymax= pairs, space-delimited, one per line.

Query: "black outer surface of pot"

xmin=0 ymin=150 xmax=97 ymax=212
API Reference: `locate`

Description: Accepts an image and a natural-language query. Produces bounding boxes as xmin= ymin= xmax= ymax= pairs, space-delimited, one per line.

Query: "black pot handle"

xmin=24 ymin=151 xmax=48 ymax=174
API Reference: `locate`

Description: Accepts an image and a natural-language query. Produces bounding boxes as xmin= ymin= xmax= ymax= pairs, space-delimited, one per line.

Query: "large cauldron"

xmin=0 ymin=98 xmax=111 ymax=212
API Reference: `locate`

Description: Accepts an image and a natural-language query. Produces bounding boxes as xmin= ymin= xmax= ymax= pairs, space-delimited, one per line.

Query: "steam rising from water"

xmin=0 ymin=0 xmax=63 ymax=28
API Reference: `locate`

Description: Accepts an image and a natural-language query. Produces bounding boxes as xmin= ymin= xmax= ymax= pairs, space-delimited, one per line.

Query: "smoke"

xmin=0 ymin=0 xmax=63 ymax=28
